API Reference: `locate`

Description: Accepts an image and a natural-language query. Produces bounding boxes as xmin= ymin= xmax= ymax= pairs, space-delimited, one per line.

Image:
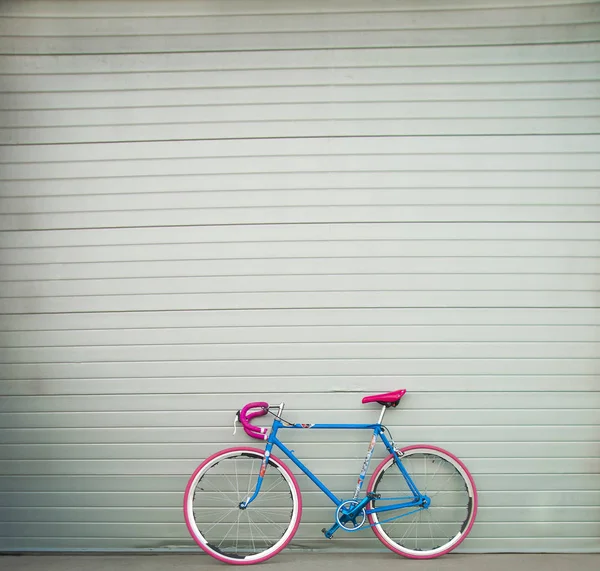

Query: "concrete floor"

xmin=0 ymin=553 xmax=598 ymax=571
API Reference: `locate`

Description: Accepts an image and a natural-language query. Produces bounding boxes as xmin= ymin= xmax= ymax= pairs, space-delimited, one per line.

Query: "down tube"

xmin=271 ymin=436 xmax=342 ymax=506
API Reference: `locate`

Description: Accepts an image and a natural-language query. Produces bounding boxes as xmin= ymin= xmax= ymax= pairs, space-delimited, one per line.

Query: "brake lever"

xmin=233 ymin=411 xmax=240 ymax=435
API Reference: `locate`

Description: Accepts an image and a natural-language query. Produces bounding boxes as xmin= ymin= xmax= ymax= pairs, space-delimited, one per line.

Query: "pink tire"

xmin=184 ymin=447 xmax=302 ymax=565
xmin=367 ymin=444 xmax=478 ymax=559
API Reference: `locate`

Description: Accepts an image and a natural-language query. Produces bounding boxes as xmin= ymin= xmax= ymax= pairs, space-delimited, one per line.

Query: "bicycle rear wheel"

xmin=367 ymin=444 xmax=477 ymax=559
xmin=184 ymin=447 xmax=302 ymax=565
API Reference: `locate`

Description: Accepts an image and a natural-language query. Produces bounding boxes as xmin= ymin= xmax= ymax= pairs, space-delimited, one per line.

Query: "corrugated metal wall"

xmin=1 ymin=0 xmax=599 ymax=553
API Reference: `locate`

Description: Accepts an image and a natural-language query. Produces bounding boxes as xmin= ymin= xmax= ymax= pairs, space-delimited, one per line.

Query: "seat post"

xmin=377 ymin=404 xmax=387 ymax=425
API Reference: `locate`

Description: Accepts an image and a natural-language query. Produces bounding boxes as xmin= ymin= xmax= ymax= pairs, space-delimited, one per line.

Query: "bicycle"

xmin=183 ymin=389 xmax=478 ymax=565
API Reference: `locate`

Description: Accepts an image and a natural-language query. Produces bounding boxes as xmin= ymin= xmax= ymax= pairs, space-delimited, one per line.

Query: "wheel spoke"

xmin=247 ymin=510 xmax=279 ymax=545
xmin=253 ymin=491 xmax=292 ymax=501
xmin=426 ymin=508 xmax=435 ymax=546
xmin=247 ymin=458 xmax=256 ymax=497
xmin=201 ymin=506 xmax=237 ymax=535
xmin=218 ymin=513 xmax=242 ymax=549
xmin=427 ymin=508 xmax=453 ymax=540
xmin=399 ymin=512 xmax=419 ymax=539
xmin=247 ymin=509 xmax=256 ymax=553
xmin=260 ymin=476 xmax=288 ymax=495
xmin=196 ymin=485 xmax=239 ymax=506
xmin=250 ymin=507 xmax=289 ymax=534
xmin=429 ymin=472 xmax=463 ymax=500
xmin=424 ymin=456 xmax=444 ymax=494
xmin=219 ymin=468 xmax=240 ymax=498
xmin=234 ymin=457 xmax=239 ymax=498
xmin=235 ymin=508 xmax=241 ymax=553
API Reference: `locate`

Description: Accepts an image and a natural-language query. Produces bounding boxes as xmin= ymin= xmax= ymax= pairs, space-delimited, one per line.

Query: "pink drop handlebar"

xmin=236 ymin=401 xmax=270 ymax=440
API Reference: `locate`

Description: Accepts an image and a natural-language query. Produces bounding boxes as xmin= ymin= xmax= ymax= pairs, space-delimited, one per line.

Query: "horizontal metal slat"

xmin=1 ymin=489 xmax=598 ymax=509
xmin=2 ymin=222 xmax=599 ymax=247
xmin=2 ymin=357 xmax=597 ymax=378
xmin=2 ymin=472 xmax=598 ymax=493
xmin=2 ymin=505 xmax=599 ymax=524
xmin=5 ymin=24 xmax=600 ymax=53
xmin=1 ymin=325 xmax=599 ymax=348
xmin=1 ymin=290 xmax=598 ymax=314
xmin=0 ymin=408 xmax=598 ymax=429
xmin=0 ymin=456 xmax=598 ymax=475
xmin=3 ymin=341 xmax=599 ymax=364
xmin=3 ymin=307 xmax=598 ymax=329
xmin=1 ymin=0 xmax=591 ymax=17
xmin=2 ymin=391 xmax=599 ymax=413
xmin=4 ymin=205 xmax=600 ymax=231
xmin=2 ymin=135 xmax=600 ymax=163
xmin=5 ymin=63 xmax=600 ymax=94
xmin=3 ymin=5 xmax=598 ymax=36
xmin=2 ymin=274 xmax=599 ymax=298
xmin=3 ymin=82 xmax=600 ymax=111
xmin=3 ymin=43 xmax=598 ymax=74
xmin=3 ymin=171 xmax=600 ymax=197
xmin=2 ymin=424 xmax=597 ymax=445
xmin=2 ymin=241 xmax=599 ymax=265
xmin=3 ymin=376 xmax=597 ymax=397
xmin=4 ymin=117 xmax=600 ymax=144
xmin=2 ymin=156 xmax=600 ymax=182
xmin=3 ymin=100 xmax=599 ymax=128
xmin=1 ymin=441 xmax=598 ymax=461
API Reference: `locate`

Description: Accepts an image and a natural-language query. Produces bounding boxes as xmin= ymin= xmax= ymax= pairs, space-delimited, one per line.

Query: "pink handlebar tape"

xmin=238 ymin=401 xmax=269 ymax=440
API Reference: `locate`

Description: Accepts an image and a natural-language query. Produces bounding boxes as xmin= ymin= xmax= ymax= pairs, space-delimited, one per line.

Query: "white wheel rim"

xmin=185 ymin=450 xmax=300 ymax=562
xmin=371 ymin=448 xmax=475 ymax=557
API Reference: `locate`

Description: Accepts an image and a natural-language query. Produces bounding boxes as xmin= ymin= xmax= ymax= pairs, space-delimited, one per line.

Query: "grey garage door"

xmin=0 ymin=0 xmax=599 ymax=553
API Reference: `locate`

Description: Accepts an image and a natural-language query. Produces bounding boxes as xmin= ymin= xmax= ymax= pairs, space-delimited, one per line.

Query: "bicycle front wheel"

xmin=183 ymin=446 xmax=302 ymax=565
xmin=367 ymin=444 xmax=477 ymax=559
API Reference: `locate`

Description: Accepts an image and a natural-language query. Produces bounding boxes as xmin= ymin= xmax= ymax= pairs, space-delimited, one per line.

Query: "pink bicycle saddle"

xmin=362 ymin=389 xmax=407 ymax=406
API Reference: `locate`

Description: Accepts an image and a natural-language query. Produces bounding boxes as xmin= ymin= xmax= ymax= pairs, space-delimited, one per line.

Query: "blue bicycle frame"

xmin=240 ymin=406 xmax=429 ymax=538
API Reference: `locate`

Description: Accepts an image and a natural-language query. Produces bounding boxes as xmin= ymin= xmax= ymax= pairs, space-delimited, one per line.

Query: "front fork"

xmin=238 ymin=441 xmax=274 ymax=509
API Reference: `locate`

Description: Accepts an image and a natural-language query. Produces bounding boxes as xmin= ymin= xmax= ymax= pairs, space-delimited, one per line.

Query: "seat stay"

xmin=379 ymin=430 xmax=421 ymax=498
